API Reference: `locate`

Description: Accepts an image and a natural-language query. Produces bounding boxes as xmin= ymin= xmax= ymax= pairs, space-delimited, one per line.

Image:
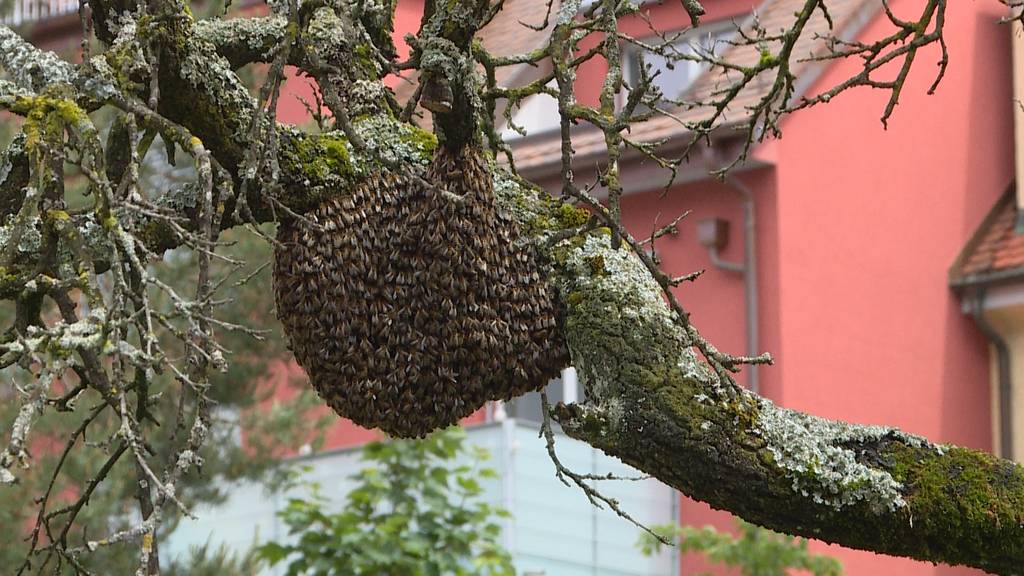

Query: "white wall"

xmin=166 ymin=421 xmax=676 ymax=575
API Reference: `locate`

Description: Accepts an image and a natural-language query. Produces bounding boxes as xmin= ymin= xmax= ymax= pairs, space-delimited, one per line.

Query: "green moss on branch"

xmin=885 ymin=442 xmax=1024 ymax=568
xmin=492 ymin=169 xmax=1024 ymax=576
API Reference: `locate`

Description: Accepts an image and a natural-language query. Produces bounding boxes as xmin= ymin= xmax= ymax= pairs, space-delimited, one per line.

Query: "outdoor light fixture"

xmin=698 ymin=217 xmax=743 ymax=274
xmin=697 ymin=217 xmax=730 ymax=249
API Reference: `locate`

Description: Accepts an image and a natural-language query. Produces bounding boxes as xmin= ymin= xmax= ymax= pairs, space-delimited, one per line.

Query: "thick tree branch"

xmin=491 ymin=178 xmax=1023 ymax=575
xmin=145 ymin=13 xmax=260 ymax=173
xmin=2 ymin=0 xmax=1022 ymax=572
xmin=195 ymin=15 xmax=291 ymax=68
xmin=415 ymin=0 xmax=492 ymax=148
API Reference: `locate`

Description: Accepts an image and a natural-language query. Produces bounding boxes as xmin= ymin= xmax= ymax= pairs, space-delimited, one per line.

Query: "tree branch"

xmin=194 ymin=15 xmax=291 ymax=68
xmin=491 ymin=176 xmax=1024 ymax=575
xmin=2 ymin=0 xmax=1021 ymax=572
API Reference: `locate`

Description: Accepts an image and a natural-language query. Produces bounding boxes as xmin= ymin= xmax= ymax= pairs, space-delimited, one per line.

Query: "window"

xmin=623 ymin=21 xmax=737 ymax=105
xmin=499 ymin=20 xmax=739 ymax=138
xmin=500 ymin=79 xmax=561 ymax=141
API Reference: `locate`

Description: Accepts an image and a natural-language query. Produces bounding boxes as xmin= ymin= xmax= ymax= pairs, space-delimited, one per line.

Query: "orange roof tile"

xmin=949 ymin=190 xmax=1024 ymax=288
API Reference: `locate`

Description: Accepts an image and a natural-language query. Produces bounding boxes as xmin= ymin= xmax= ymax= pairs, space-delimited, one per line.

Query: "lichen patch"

xmin=754 ymin=399 xmax=934 ymax=512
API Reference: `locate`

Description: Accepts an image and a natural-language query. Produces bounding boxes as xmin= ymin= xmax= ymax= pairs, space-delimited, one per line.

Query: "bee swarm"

xmin=273 ymin=146 xmax=568 ymax=437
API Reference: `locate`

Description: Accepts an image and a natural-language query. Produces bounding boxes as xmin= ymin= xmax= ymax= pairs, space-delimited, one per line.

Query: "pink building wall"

xmin=15 ymin=0 xmax=1010 ymax=572
xmin=772 ymin=1 xmax=1012 ymax=573
xmin=255 ymin=0 xmax=1019 ymax=572
xmin=274 ymin=0 xmax=1011 ymax=572
xmin=622 ymin=1 xmax=1014 ymax=574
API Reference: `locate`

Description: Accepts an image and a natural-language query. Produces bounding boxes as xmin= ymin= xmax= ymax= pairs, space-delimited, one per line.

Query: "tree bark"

xmin=485 ymin=179 xmax=1024 ymax=575
xmin=2 ymin=2 xmax=1023 ymax=573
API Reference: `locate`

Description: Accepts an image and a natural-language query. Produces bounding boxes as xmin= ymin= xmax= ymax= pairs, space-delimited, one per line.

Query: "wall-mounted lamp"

xmin=697 ymin=218 xmax=743 ymax=273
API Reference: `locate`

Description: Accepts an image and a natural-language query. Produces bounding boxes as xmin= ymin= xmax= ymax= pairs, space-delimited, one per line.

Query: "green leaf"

xmin=637 ymin=520 xmax=843 ymax=576
xmin=254 ymin=542 xmax=291 ymax=566
xmin=258 ymin=428 xmax=515 ymax=575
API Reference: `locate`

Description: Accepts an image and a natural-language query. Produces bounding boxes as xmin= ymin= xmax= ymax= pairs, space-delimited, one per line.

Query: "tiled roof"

xmin=392 ymin=0 xmax=879 ymax=172
xmin=950 ymin=190 xmax=1024 ymax=288
xmin=506 ymin=0 xmax=879 ymax=174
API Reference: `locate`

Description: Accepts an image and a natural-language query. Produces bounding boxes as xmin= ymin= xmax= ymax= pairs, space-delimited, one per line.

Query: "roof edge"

xmin=507 ymin=0 xmax=885 ymax=180
xmin=782 ymin=0 xmax=883 ymax=115
xmin=507 ymin=116 xmax=752 ymax=179
xmin=949 ymin=185 xmax=1017 ymax=290
xmin=950 ymin=266 xmax=1024 ymax=291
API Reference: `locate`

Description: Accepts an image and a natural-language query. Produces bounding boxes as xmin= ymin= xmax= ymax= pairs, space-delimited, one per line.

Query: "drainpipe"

xmin=698 ymin=179 xmax=760 ymax=394
xmin=1013 ymin=19 xmax=1024 ymax=231
xmin=970 ymin=291 xmax=1014 ymax=460
xmin=730 ymin=179 xmax=759 ymax=396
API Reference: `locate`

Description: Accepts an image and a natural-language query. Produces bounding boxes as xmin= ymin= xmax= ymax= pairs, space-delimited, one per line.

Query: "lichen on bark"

xmin=492 ymin=168 xmax=1024 ymax=576
xmin=3 ymin=1 xmax=1024 ymax=571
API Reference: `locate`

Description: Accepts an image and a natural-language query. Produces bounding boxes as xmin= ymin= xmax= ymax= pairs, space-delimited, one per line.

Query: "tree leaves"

xmin=637 ymin=520 xmax=843 ymax=576
xmin=255 ymin=427 xmax=515 ymax=576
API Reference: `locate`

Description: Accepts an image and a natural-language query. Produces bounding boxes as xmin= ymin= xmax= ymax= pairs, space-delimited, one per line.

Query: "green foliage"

xmin=255 ymin=427 xmax=515 ymax=576
xmin=637 ymin=520 xmax=843 ymax=576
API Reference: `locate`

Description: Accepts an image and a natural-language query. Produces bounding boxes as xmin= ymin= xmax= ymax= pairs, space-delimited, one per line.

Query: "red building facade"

xmin=8 ymin=0 xmax=1016 ymax=573
xmin=205 ymin=0 xmax=1019 ymax=573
